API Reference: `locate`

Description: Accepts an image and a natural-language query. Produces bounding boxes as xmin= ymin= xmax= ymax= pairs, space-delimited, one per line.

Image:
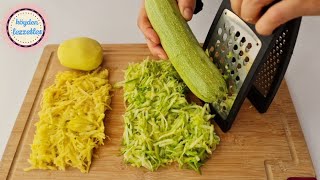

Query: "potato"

xmin=57 ymin=37 xmax=103 ymax=71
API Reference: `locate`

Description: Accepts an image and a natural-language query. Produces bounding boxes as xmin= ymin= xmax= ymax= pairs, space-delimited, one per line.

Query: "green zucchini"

xmin=145 ymin=0 xmax=227 ymax=103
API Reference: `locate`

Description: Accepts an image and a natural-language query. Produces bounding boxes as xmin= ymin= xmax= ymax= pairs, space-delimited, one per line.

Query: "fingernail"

xmin=243 ymin=17 xmax=255 ymax=24
xmin=158 ymin=54 xmax=166 ymax=60
xmin=183 ymin=8 xmax=193 ymax=20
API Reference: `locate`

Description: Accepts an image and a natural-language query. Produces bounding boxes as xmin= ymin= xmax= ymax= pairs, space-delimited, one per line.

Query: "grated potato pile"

xmin=25 ymin=68 xmax=112 ymax=173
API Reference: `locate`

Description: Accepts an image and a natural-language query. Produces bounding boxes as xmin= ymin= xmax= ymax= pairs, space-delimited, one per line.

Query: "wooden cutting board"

xmin=0 ymin=44 xmax=316 ymax=180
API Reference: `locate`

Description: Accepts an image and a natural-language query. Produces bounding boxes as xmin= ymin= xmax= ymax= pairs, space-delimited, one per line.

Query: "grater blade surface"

xmin=206 ymin=9 xmax=262 ymax=119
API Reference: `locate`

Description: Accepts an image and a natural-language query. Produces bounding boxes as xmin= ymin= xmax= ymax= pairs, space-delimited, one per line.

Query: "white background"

xmin=0 ymin=0 xmax=319 ymax=176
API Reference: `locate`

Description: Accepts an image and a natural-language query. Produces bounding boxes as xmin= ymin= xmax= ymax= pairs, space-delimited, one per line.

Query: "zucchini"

xmin=145 ymin=0 xmax=227 ymax=103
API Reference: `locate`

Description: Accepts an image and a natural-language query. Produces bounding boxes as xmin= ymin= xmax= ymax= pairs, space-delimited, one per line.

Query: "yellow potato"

xmin=58 ymin=37 xmax=103 ymax=71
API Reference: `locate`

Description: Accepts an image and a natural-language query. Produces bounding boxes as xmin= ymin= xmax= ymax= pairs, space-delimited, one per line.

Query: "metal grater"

xmin=202 ymin=0 xmax=302 ymax=132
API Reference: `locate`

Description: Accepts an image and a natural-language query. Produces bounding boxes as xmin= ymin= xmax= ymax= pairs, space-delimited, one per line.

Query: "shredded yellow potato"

xmin=25 ymin=68 xmax=112 ymax=173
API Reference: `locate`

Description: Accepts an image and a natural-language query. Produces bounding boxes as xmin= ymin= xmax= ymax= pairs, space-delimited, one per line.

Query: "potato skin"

xmin=58 ymin=37 xmax=103 ymax=71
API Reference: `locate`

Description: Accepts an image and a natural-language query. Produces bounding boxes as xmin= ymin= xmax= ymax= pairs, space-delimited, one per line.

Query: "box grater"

xmin=202 ymin=0 xmax=302 ymax=132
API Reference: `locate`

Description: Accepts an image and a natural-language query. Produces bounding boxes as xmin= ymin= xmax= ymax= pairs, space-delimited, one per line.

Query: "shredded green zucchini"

xmin=120 ymin=59 xmax=220 ymax=173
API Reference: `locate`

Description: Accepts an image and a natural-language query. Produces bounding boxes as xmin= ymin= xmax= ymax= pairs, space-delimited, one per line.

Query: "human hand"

xmin=138 ymin=0 xmax=197 ymax=59
xmin=230 ymin=0 xmax=320 ymax=35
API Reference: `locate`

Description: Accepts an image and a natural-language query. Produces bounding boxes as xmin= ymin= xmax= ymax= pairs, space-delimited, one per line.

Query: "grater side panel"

xmin=254 ymin=29 xmax=290 ymax=97
xmin=248 ymin=17 xmax=302 ymax=113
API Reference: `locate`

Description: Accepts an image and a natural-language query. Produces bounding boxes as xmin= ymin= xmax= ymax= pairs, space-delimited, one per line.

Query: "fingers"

xmin=230 ymin=0 xmax=243 ymax=16
xmin=177 ymin=0 xmax=197 ymax=21
xmin=230 ymin=0 xmax=320 ymax=36
xmin=146 ymin=39 xmax=168 ymax=60
xmin=138 ymin=3 xmax=160 ymax=44
xmin=240 ymin=0 xmax=274 ymax=24
xmin=138 ymin=0 xmax=168 ymax=59
xmin=255 ymin=0 xmax=304 ymax=35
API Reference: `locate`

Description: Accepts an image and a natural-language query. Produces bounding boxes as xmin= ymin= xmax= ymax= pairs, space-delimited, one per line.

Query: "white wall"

xmin=286 ymin=17 xmax=320 ymax=177
xmin=0 ymin=0 xmax=319 ymax=176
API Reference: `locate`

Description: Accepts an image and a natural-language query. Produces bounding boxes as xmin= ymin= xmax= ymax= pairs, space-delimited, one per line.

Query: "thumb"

xmin=256 ymin=0 xmax=319 ymax=35
xmin=178 ymin=0 xmax=196 ymax=21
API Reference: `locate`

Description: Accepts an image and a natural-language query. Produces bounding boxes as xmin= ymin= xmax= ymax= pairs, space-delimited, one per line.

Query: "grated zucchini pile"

xmin=25 ymin=68 xmax=112 ymax=173
xmin=120 ymin=59 xmax=220 ymax=173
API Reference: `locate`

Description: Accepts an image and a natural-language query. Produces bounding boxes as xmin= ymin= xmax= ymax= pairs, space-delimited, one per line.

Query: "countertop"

xmin=0 ymin=0 xmax=319 ymax=176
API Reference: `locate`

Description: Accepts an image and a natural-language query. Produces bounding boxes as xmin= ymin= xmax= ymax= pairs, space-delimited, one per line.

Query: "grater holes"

xmin=245 ymin=43 xmax=252 ymax=52
xmin=218 ymin=28 xmax=222 ymax=35
xmin=239 ymin=50 xmax=244 ymax=56
xmin=232 ymin=57 xmax=236 ymax=64
xmin=243 ymin=56 xmax=249 ymax=66
xmin=233 ymin=44 xmax=238 ymax=51
xmin=224 ymin=23 xmax=229 ymax=31
xmin=215 ymin=51 xmax=220 ymax=58
xmin=222 ymin=106 xmax=227 ymax=111
xmin=221 ymin=45 xmax=227 ymax=53
xmin=235 ymin=75 xmax=240 ymax=81
xmin=215 ymin=40 xmax=221 ymax=48
xmin=235 ymin=31 xmax=240 ymax=40
xmin=223 ymin=33 xmax=228 ymax=41
xmin=225 ymin=64 xmax=229 ymax=70
xmin=210 ymin=9 xmax=264 ymax=101
xmin=240 ymin=37 xmax=246 ymax=46
xmin=228 ymin=40 xmax=233 ymax=47
xmin=235 ymin=31 xmax=240 ymax=37
xmin=241 ymin=37 xmax=246 ymax=43
xmin=282 ymin=32 xmax=286 ymax=37
xmin=229 ymin=26 xmax=235 ymax=35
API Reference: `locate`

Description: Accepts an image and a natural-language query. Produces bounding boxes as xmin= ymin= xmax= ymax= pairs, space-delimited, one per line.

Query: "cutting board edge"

xmin=0 ymin=45 xmax=56 ymax=179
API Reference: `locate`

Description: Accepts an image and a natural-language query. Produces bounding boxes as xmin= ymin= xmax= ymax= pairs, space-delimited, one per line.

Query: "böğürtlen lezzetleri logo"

xmin=6 ymin=8 xmax=46 ymax=48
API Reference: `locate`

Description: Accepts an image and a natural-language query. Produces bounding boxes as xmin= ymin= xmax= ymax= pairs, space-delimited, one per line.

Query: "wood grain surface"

xmin=0 ymin=44 xmax=316 ymax=180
